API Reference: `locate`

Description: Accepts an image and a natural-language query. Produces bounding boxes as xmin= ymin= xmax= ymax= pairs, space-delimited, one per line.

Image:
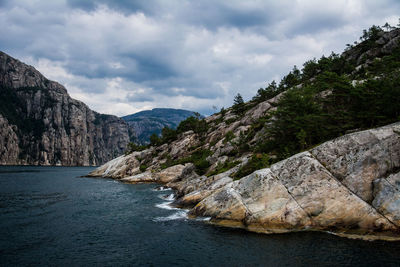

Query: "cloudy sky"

xmin=1 ymin=0 xmax=399 ymax=116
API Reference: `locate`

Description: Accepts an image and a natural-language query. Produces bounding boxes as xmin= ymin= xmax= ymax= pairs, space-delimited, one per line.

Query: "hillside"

xmin=89 ymin=26 xmax=400 ymax=239
xmin=122 ymin=108 xmax=198 ymax=144
xmin=0 ymin=51 xmax=134 ymax=166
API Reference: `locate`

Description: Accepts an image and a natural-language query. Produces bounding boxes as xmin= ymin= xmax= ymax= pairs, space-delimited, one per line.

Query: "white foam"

xmin=152 ymin=186 xmax=172 ymax=192
xmin=164 ymin=193 xmax=175 ymax=201
xmin=153 ymin=210 xmax=188 ymax=222
xmin=155 ymin=201 xmax=180 ymax=211
xmin=196 ymin=216 xmax=211 ymax=221
xmin=157 ymin=193 xmax=175 ymax=201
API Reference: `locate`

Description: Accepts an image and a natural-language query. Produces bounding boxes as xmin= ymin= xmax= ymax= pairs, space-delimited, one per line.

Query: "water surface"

xmin=1 ymin=166 xmax=399 ymax=266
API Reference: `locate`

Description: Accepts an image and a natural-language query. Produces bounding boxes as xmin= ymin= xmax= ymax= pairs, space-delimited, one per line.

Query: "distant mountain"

xmin=122 ymin=108 xmax=199 ymax=144
xmin=0 ymin=51 xmax=134 ymax=166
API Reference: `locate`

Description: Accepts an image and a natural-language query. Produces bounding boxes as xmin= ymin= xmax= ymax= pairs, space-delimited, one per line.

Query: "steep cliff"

xmin=88 ymin=26 xmax=400 ymax=239
xmin=0 ymin=51 xmax=133 ymax=166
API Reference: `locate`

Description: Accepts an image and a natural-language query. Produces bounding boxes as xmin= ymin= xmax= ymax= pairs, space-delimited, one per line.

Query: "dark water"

xmin=1 ymin=166 xmax=400 ymax=266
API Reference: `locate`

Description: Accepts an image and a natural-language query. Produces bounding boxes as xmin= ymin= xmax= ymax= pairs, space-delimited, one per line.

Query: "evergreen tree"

xmin=232 ymin=93 xmax=245 ymax=114
xmin=149 ymin=133 xmax=161 ymax=146
xmin=233 ymin=93 xmax=244 ymax=105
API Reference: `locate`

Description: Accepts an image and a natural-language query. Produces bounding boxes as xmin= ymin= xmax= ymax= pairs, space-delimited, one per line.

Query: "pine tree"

xmin=233 ymin=93 xmax=245 ymax=114
xmin=233 ymin=93 xmax=244 ymax=106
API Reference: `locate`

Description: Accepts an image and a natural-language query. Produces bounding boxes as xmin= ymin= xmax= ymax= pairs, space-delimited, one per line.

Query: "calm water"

xmin=1 ymin=166 xmax=400 ymax=266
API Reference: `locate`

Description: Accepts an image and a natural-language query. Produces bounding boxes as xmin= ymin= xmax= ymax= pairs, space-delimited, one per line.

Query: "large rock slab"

xmin=193 ymin=151 xmax=397 ymax=235
xmin=120 ymin=172 xmax=155 ymax=183
xmin=88 ymin=153 xmax=140 ymax=178
xmin=178 ymin=175 xmax=233 ymax=207
xmin=270 ymin=152 xmax=395 ymax=233
xmin=226 ymin=169 xmax=310 ymax=233
xmin=311 ymin=122 xmax=400 ymax=203
xmin=192 ymin=182 xmax=248 ymax=224
xmin=154 ymin=163 xmax=194 ymax=183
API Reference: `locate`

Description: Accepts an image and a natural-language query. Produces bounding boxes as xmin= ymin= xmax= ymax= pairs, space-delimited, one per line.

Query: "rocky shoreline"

xmin=88 ymin=122 xmax=400 ymax=241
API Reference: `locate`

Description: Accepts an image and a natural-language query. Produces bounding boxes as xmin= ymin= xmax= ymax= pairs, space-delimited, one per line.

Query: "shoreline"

xmin=90 ymin=173 xmax=400 ymax=242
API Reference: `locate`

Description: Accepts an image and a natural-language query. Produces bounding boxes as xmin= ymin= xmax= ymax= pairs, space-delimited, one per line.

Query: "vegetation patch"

xmin=207 ymin=160 xmax=240 ymax=177
xmin=234 ymin=154 xmax=272 ymax=180
xmin=139 ymin=164 xmax=148 ymax=172
xmin=125 ymin=142 xmax=148 ymax=155
xmin=149 ymin=113 xmax=208 ymax=147
xmin=223 ymin=131 xmax=235 ymax=144
xmin=159 ymin=149 xmax=212 ymax=175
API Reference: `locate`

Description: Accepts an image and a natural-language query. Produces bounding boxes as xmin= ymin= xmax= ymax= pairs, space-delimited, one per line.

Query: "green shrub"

xmin=177 ymin=115 xmax=208 ymax=134
xmin=150 ymin=133 xmax=162 ymax=146
xmin=234 ymin=154 xmax=272 ymax=180
xmin=207 ymin=160 xmax=240 ymax=177
xmin=183 ymin=149 xmax=212 ymax=175
xmin=160 ymin=149 xmax=212 ymax=175
xmin=161 ymin=127 xmax=177 ymax=143
xmin=125 ymin=142 xmax=148 ymax=155
xmin=225 ymin=117 xmax=237 ymax=124
xmin=139 ymin=164 xmax=148 ymax=172
xmin=223 ymin=131 xmax=235 ymax=144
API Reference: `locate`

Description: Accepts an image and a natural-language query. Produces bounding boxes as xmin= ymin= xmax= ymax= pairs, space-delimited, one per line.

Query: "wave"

xmin=158 ymin=193 xmax=175 ymax=201
xmin=153 ymin=210 xmax=188 ymax=222
xmin=155 ymin=201 xmax=180 ymax=211
xmin=195 ymin=216 xmax=211 ymax=222
xmin=152 ymin=186 xmax=172 ymax=192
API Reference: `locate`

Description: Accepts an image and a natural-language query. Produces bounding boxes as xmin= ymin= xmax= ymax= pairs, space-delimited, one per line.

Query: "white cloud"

xmin=1 ymin=0 xmax=399 ymax=116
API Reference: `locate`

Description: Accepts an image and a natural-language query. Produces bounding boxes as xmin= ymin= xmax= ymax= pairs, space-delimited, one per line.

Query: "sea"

xmin=1 ymin=166 xmax=399 ymax=266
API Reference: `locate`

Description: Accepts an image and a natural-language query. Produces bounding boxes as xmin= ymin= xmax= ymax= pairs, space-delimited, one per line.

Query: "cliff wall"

xmin=0 ymin=51 xmax=133 ymax=166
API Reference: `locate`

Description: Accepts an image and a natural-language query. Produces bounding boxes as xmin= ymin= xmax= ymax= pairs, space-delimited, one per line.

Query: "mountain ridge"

xmin=122 ymin=108 xmax=199 ymax=144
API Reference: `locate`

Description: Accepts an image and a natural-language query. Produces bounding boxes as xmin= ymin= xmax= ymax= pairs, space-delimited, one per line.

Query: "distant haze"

xmin=0 ymin=0 xmax=399 ymax=116
xmin=122 ymin=108 xmax=198 ymax=144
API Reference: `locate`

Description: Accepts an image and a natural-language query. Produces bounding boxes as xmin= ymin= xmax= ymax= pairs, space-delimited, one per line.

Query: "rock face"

xmin=343 ymin=28 xmax=400 ymax=65
xmin=89 ymin=122 xmax=400 ymax=239
xmin=192 ymin=122 xmax=400 ymax=239
xmin=0 ymin=51 xmax=133 ymax=166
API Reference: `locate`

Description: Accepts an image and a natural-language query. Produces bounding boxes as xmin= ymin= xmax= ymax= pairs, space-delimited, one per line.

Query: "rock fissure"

xmin=229 ymin=186 xmax=253 ymax=224
xmin=383 ymin=174 xmax=400 ymax=192
xmin=270 ymin=171 xmax=315 ymax=225
xmin=309 ymin=152 xmax=399 ymax=230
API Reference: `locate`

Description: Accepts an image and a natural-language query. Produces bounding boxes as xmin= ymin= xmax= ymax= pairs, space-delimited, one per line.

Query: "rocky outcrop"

xmin=89 ymin=122 xmax=400 ymax=240
xmin=191 ymin=122 xmax=400 ymax=239
xmin=310 ymin=123 xmax=400 ymax=203
xmin=0 ymin=51 xmax=133 ymax=166
xmin=87 ymin=28 xmax=400 ymax=240
xmin=343 ymin=28 xmax=400 ymax=65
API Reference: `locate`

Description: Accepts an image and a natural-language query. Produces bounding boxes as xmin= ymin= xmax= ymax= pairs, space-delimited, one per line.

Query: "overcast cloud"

xmin=1 ymin=0 xmax=399 ymax=116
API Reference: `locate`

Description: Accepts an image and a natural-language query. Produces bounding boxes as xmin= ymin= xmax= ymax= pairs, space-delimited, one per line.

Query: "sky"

xmin=1 ymin=0 xmax=399 ymax=116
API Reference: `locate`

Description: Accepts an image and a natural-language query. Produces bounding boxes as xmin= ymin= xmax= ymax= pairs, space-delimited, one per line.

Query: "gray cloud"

xmin=1 ymin=0 xmax=399 ymax=116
